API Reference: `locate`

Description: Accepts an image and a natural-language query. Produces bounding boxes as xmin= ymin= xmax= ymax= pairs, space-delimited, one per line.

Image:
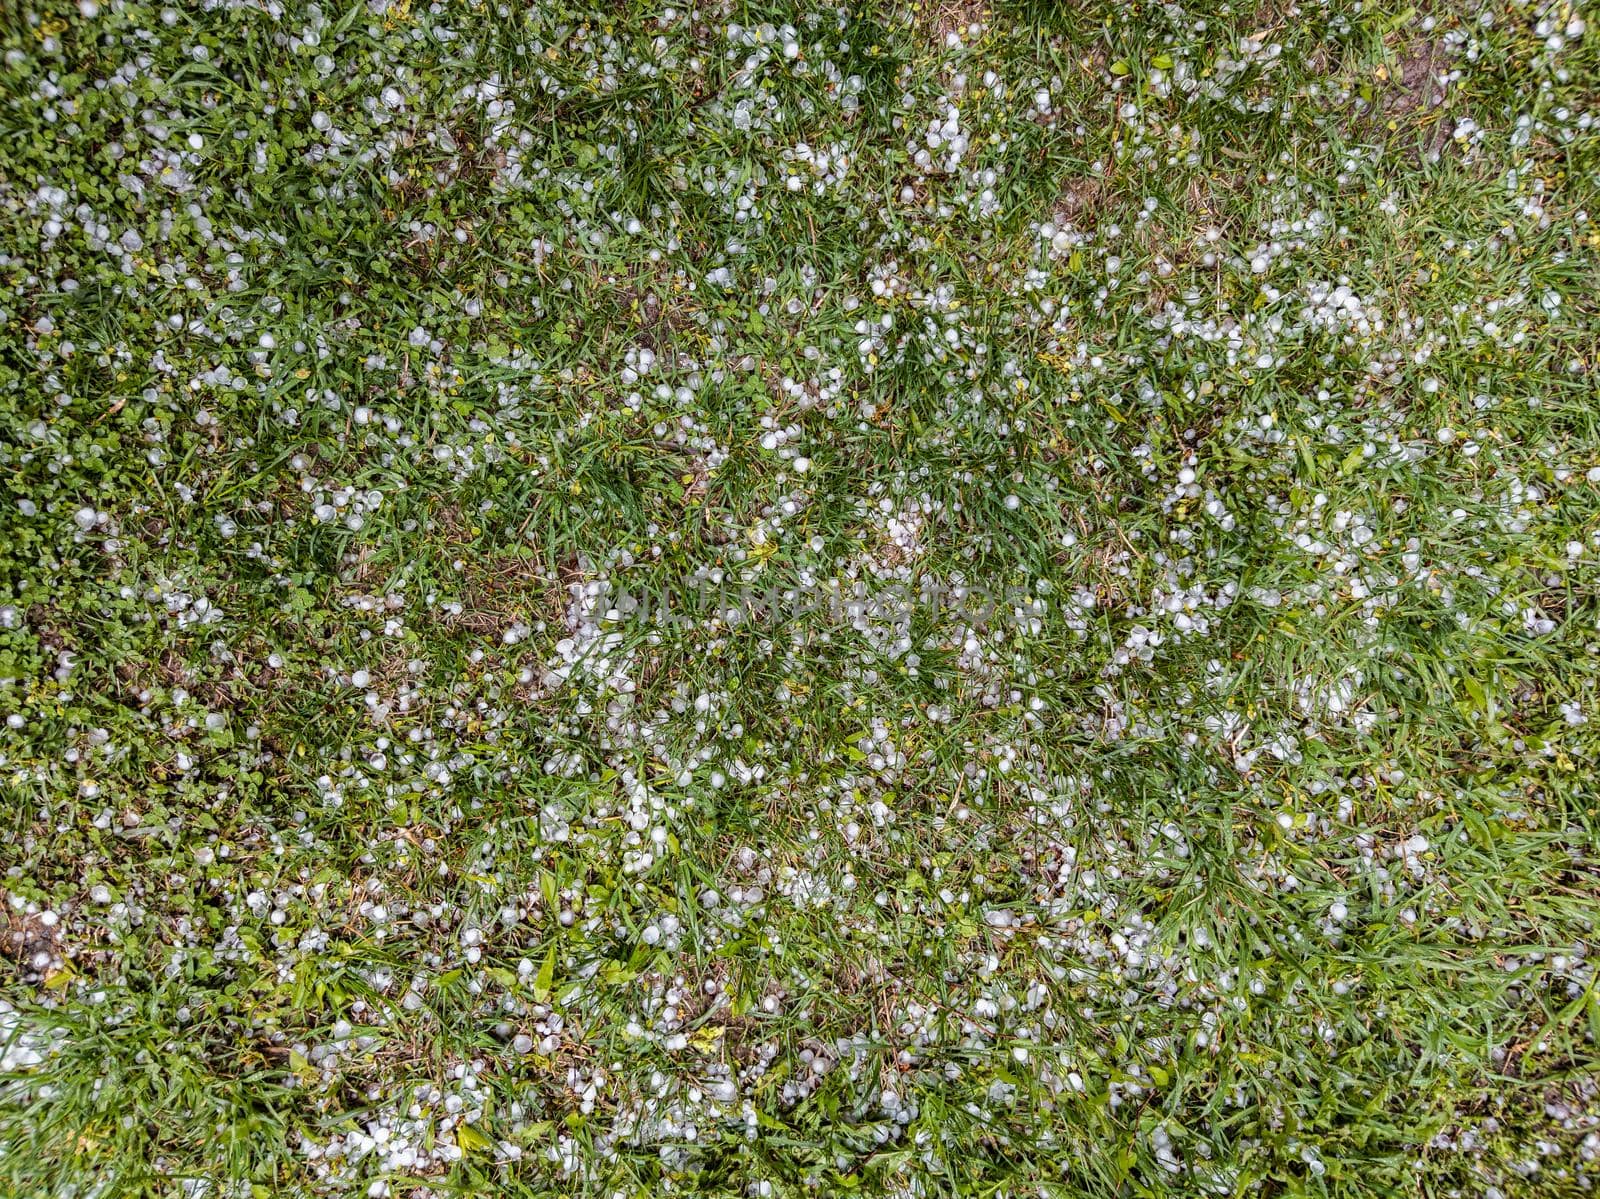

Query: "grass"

xmin=1 ymin=0 xmax=1598 ymax=1195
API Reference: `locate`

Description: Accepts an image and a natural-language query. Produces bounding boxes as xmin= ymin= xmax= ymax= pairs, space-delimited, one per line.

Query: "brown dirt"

xmin=1053 ymin=175 xmax=1108 ymax=230
xmin=920 ymin=0 xmax=990 ymax=45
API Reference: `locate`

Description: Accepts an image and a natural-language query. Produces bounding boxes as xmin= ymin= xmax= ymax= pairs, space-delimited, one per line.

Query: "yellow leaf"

xmin=456 ymin=1124 xmax=492 ymax=1153
xmin=688 ymin=1025 xmax=725 ymax=1052
xmin=534 ymin=942 xmax=556 ymax=1003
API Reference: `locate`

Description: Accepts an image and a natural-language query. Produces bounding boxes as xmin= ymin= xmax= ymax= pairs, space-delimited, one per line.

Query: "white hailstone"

xmin=792 ymin=457 xmax=811 ymax=473
xmin=782 ymin=40 xmax=799 ymax=59
xmin=187 ymin=133 xmax=204 ymax=150
xmin=73 ymin=507 xmax=98 ymax=531
xmin=5 ymin=715 xmax=23 ymax=730
xmin=1435 ymin=427 xmax=1455 ymax=444
xmin=1329 ymin=901 xmax=1348 ymax=922
xmin=351 ymin=669 xmax=372 ymax=688
xmin=1003 ymin=494 xmax=1021 ymax=510
xmin=258 ymin=332 xmax=276 ymax=349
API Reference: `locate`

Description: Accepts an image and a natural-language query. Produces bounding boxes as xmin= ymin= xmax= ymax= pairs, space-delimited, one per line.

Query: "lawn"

xmin=2 ymin=0 xmax=1599 ymax=1195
